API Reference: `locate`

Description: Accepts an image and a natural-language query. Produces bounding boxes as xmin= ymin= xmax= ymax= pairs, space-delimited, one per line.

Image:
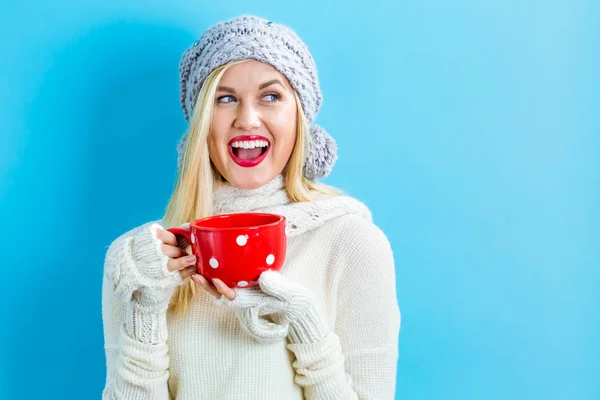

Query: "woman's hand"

xmin=156 ymin=224 xmax=234 ymax=299
xmin=191 ymin=274 xmax=236 ymax=301
xmin=155 ymin=227 xmax=199 ymax=281
xmin=203 ymin=270 xmax=329 ymax=344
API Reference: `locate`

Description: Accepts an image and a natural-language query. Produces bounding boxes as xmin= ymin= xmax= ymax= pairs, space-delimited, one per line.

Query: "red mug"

xmin=167 ymin=212 xmax=287 ymax=288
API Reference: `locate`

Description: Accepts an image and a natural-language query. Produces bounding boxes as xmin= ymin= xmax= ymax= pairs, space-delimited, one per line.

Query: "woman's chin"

xmin=222 ymin=164 xmax=280 ymax=189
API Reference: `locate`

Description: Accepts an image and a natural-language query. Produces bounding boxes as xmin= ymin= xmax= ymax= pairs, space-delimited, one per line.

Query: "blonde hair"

xmin=162 ymin=60 xmax=340 ymax=314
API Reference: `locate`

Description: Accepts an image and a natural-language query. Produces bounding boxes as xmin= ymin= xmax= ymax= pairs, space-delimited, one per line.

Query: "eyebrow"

xmin=217 ymin=79 xmax=284 ymax=93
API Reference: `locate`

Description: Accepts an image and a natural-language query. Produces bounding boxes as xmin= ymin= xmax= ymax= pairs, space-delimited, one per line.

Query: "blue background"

xmin=1 ymin=1 xmax=598 ymax=399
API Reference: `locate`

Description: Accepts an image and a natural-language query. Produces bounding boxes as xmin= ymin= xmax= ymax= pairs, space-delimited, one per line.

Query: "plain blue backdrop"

xmin=1 ymin=1 xmax=598 ymax=399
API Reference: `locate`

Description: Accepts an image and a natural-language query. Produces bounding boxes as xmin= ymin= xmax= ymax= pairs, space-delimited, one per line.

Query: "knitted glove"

xmin=220 ymin=270 xmax=357 ymax=399
xmin=258 ymin=270 xmax=329 ymax=344
xmin=219 ymin=286 xmax=289 ymax=343
xmin=220 ymin=270 xmax=329 ymax=344
xmin=105 ymin=222 xmax=188 ymax=344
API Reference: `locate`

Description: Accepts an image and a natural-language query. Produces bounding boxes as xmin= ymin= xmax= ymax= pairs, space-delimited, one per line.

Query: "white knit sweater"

xmin=102 ymin=176 xmax=401 ymax=399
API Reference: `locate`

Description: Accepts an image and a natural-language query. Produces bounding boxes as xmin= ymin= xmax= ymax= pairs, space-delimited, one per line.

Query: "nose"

xmin=233 ymin=101 xmax=261 ymax=132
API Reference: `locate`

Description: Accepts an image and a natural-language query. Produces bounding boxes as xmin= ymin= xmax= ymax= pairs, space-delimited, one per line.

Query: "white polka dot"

xmin=236 ymin=235 xmax=248 ymax=246
xmin=266 ymin=254 xmax=275 ymax=265
xmin=238 ymin=281 xmax=248 ymax=287
xmin=209 ymin=257 xmax=219 ymax=268
xmin=191 ymin=234 xmax=195 ymax=244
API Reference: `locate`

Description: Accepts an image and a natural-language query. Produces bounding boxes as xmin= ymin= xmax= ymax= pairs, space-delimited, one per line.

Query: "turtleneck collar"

xmin=213 ymin=174 xmax=291 ymax=215
xmin=210 ymin=174 xmax=372 ymax=238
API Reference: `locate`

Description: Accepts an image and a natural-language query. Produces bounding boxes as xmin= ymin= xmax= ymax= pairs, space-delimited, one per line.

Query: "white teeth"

xmin=230 ymin=140 xmax=269 ymax=149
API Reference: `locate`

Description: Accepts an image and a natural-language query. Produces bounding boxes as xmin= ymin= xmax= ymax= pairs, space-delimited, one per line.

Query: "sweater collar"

xmin=212 ymin=174 xmax=371 ymax=238
xmin=213 ymin=174 xmax=290 ymax=215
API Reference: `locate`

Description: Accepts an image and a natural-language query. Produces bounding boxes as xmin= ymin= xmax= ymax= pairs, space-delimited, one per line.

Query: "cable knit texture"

xmin=104 ymin=222 xmax=186 ymax=346
xmin=102 ymin=175 xmax=401 ymax=399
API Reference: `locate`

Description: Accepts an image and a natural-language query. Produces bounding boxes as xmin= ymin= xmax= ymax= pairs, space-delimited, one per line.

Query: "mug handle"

xmin=167 ymin=227 xmax=202 ymax=272
xmin=167 ymin=227 xmax=191 ymax=246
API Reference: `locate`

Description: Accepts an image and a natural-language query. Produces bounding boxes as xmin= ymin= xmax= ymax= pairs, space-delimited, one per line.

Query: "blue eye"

xmin=263 ymin=93 xmax=280 ymax=102
xmin=217 ymin=93 xmax=281 ymax=104
xmin=217 ymin=95 xmax=236 ymax=103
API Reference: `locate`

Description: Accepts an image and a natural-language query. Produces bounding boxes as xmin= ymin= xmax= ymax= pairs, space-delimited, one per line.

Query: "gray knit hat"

xmin=177 ymin=15 xmax=337 ymax=179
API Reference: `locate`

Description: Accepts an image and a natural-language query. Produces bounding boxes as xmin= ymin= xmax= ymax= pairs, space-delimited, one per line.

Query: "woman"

xmin=102 ymin=15 xmax=400 ymax=399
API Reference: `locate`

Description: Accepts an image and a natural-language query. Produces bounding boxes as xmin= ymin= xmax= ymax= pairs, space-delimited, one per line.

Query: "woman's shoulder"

xmin=332 ymin=213 xmax=391 ymax=250
xmin=315 ymin=211 xmax=396 ymax=289
xmin=318 ymin=196 xmax=393 ymax=262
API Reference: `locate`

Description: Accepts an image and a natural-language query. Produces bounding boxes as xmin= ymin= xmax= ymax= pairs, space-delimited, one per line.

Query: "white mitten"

xmin=219 ymin=270 xmax=329 ymax=344
xmin=105 ymin=222 xmax=189 ymax=344
xmin=258 ymin=270 xmax=329 ymax=344
xmin=220 ymin=271 xmax=356 ymax=397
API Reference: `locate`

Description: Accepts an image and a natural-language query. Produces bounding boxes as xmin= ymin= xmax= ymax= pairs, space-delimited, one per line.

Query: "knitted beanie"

xmin=177 ymin=15 xmax=337 ymax=179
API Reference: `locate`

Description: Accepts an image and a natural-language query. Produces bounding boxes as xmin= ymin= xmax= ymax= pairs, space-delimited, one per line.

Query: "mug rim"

xmin=190 ymin=212 xmax=286 ymax=231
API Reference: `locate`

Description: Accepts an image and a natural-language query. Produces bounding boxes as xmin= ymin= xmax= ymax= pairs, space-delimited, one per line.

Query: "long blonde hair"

xmin=163 ymin=60 xmax=340 ymax=314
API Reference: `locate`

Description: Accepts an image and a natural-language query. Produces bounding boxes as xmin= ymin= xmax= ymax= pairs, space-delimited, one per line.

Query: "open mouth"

xmin=228 ymin=135 xmax=271 ymax=167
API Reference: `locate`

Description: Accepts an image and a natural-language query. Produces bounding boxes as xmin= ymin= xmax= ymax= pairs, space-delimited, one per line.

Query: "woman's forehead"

xmin=219 ymin=60 xmax=292 ymax=90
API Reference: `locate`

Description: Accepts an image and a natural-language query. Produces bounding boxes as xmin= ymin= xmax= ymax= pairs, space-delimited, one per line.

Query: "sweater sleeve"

xmin=287 ymin=215 xmax=401 ymax=399
xmin=333 ymin=215 xmax=401 ymax=399
xmin=101 ymin=223 xmax=174 ymax=399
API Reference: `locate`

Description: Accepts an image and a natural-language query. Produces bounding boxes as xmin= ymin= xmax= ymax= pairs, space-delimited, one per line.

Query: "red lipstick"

xmin=227 ymin=135 xmax=271 ymax=168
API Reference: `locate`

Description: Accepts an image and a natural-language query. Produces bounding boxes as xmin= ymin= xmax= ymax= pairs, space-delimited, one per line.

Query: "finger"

xmin=167 ymin=254 xmax=196 ymax=272
xmin=213 ymin=278 xmax=236 ymax=301
xmin=179 ymin=265 xmax=198 ymax=280
xmin=160 ymin=243 xmax=187 ymax=258
xmin=155 ymin=227 xmax=178 ymax=246
xmin=191 ymin=275 xmax=222 ymax=298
